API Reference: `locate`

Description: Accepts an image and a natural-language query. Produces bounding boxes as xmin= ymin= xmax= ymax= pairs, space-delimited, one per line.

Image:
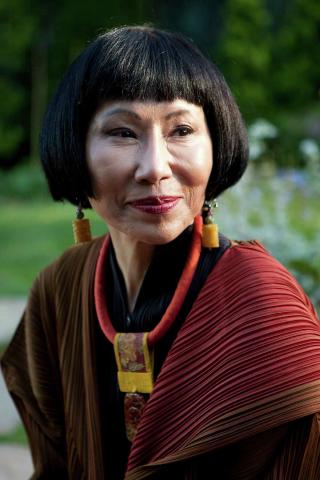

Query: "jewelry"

xmin=94 ymin=215 xmax=202 ymax=440
xmin=202 ymin=200 xmax=219 ymax=248
xmin=72 ymin=204 xmax=92 ymax=244
xmin=114 ymin=332 xmax=154 ymax=442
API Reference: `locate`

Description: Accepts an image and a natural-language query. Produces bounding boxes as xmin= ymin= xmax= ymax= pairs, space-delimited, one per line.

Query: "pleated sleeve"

xmin=1 ymin=271 xmax=68 ymax=479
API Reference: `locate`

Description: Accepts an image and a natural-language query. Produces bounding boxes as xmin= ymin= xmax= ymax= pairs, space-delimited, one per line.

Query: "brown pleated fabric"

xmin=1 ymin=237 xmax=320 ymax=479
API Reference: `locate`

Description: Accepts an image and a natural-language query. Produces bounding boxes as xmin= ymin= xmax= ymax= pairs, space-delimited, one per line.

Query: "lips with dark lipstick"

xmin=130 ymin=196 xmax=181 ymax=213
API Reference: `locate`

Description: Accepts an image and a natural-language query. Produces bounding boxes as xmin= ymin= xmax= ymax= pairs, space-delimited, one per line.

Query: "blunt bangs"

xmin=40 ymin=26 xmax=248 ymax=208
xmin=85 ymin=28 xmax=213 ymax=106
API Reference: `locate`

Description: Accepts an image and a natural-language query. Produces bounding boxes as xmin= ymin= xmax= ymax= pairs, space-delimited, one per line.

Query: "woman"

xmin=2 ymin=26 xmax=320 ymax=480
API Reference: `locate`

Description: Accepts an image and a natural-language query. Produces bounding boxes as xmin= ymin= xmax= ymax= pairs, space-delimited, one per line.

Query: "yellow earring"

xmin=202 ymin=200 xmax=219 ymax=248
xmin=72 ymin=204 xmax=92 ymax=244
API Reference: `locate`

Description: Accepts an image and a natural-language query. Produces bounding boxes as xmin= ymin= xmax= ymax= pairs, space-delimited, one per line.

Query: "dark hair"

xmin=40 ymin=25 xmax=248 ymax=208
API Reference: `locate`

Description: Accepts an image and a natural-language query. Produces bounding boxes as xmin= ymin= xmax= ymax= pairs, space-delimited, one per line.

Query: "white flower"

xmin=249 ymin=139 xmax=265 ymax=160
xmin=248 ymin=119 xmax=278 ymax=141
xmin=299 ymin=139 xmax=320 ymax=161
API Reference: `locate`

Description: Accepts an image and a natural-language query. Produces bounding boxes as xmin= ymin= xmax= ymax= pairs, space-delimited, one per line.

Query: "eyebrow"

xmin=99 ymin=107 xmax=194 ymax=121
xmin=100 ymin=108 xmax=141 ymax=120
xmin=164 ymin=109 xmax=194 ymax=120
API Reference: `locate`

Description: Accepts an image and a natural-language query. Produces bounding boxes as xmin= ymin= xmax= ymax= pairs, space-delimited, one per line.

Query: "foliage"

xmin=217 ymin=0 xmax=271 ymax=119
xmin=0 ymin=0 xmax=153 ymax=168
xmin=269 ymin=0 xmax=320 ymax=111
xmin=247 ymin=114 xmax=320 ymax=169
xmin=216 ymin=0 xmax=320 ymax=123
xmin=0 ymin=162 xmax=48 ymax=200
xmin=0 ymin=0 xmax=36 ymax=164
xmin=1 ymin=0 xmax=320 ymax=169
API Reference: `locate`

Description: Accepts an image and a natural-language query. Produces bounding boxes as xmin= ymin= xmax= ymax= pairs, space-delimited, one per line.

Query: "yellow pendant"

xmin=72 ymin=218 xmax=92 ymax=244
xmin=202 ymin=222 xmax=219 ymax=248
xmin=114 ymin=332 xmax=154 ymax=394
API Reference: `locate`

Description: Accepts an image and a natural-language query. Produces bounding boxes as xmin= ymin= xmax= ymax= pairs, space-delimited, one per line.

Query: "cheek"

xmin=183 ymin=148 xmax=213 ymax=189
xmin=87 ymin=150 xmax=126 ymax=198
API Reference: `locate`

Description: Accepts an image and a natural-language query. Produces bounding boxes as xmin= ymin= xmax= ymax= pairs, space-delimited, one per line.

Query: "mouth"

xmin=130 ymin=196 xmax=181 ymax=214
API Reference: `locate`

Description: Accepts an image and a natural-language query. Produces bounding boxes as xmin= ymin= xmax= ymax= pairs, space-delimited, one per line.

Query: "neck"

xmin=108 ymin=227 xmax=155 ymax=312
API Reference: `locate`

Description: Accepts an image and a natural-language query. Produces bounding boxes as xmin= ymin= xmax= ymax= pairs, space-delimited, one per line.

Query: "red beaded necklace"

xmin=94 ymin=215 xmax=203 ymax=347
xmin=94 ymin=215 xmax=203 ymax=442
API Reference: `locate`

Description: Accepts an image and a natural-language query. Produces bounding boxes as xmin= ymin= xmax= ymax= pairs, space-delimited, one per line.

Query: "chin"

xmin=108 ymin=211 xmax=196 ymax=246
xmin=130 ymin=219 xmax=192 ymax=245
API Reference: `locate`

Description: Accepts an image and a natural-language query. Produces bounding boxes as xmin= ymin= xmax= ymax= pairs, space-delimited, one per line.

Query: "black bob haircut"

xmin=40 ymin=25 xmax=248 ymax=208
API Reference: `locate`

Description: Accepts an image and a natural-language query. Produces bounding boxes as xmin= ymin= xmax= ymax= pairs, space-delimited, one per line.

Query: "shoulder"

xmin=1 ymin=237 xmax=107 ymax=374
xmin=188 ymin=240 xmax=320 ymax=384
xmin=36 ymin=235 xmax=105 ymax=290
xmin=22 ymin=236 xmax=105 ymax=329
xmin=203 ymin=239 xmax=318 ymax=324
xmin=219 ymin=239 xmax=306 ymax=294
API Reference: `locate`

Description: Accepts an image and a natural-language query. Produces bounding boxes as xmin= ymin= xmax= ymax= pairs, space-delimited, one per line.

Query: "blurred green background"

xmin=1 ymin=0 xmax=319 ymax=303
xmin=0 ymin=0 xmax=320 ymax=448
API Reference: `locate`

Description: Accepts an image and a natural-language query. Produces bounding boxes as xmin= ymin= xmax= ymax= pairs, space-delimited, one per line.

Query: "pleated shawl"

xmin=2 ymin=237 xmax=320 ymax=479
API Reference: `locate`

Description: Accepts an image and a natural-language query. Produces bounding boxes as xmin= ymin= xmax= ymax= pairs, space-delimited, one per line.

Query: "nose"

xmin=134 ymin=130 xmax=172 ymax=184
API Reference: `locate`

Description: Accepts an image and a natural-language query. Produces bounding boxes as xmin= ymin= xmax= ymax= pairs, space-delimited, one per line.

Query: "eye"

xmin=172 ymin=125 xmax=194 ymax=137
xmin=108 ymin=128 xmax=136 ymax=138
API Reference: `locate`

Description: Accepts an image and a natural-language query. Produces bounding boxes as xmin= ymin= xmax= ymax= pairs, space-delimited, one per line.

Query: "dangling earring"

xmin=202 ymin=200 xmax=219 ymax=248
xmin=72 ymin=203 xmax=92 ymax=244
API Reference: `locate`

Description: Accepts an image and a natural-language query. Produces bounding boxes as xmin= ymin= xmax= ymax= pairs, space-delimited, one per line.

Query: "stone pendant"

xmin=124 ymin=392 xmax=147 ymax=442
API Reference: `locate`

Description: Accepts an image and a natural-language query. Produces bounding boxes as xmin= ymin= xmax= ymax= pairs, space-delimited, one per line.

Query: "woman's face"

xmin=86 ymin=99 xmax=213 ymax=245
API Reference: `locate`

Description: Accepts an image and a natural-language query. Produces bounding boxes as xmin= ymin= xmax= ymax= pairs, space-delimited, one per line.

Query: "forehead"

xmin=90 ymin=98 xmax=206 ymax=123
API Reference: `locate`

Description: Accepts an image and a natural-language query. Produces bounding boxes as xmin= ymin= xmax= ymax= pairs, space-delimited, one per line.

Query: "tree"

xmin=0 ymin=0 xmax=153 ymax=169
xmin=270 ymin=0 xmax=320 ymax=111
xmin=0 ymin=0 xmax=35 ymax=167
xmin=217 ymin=0 xmax=272 ymax=121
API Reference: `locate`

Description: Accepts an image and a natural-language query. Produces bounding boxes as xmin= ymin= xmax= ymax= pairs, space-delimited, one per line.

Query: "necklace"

xmin=94 ymin=215 xmax=203 ymax=441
